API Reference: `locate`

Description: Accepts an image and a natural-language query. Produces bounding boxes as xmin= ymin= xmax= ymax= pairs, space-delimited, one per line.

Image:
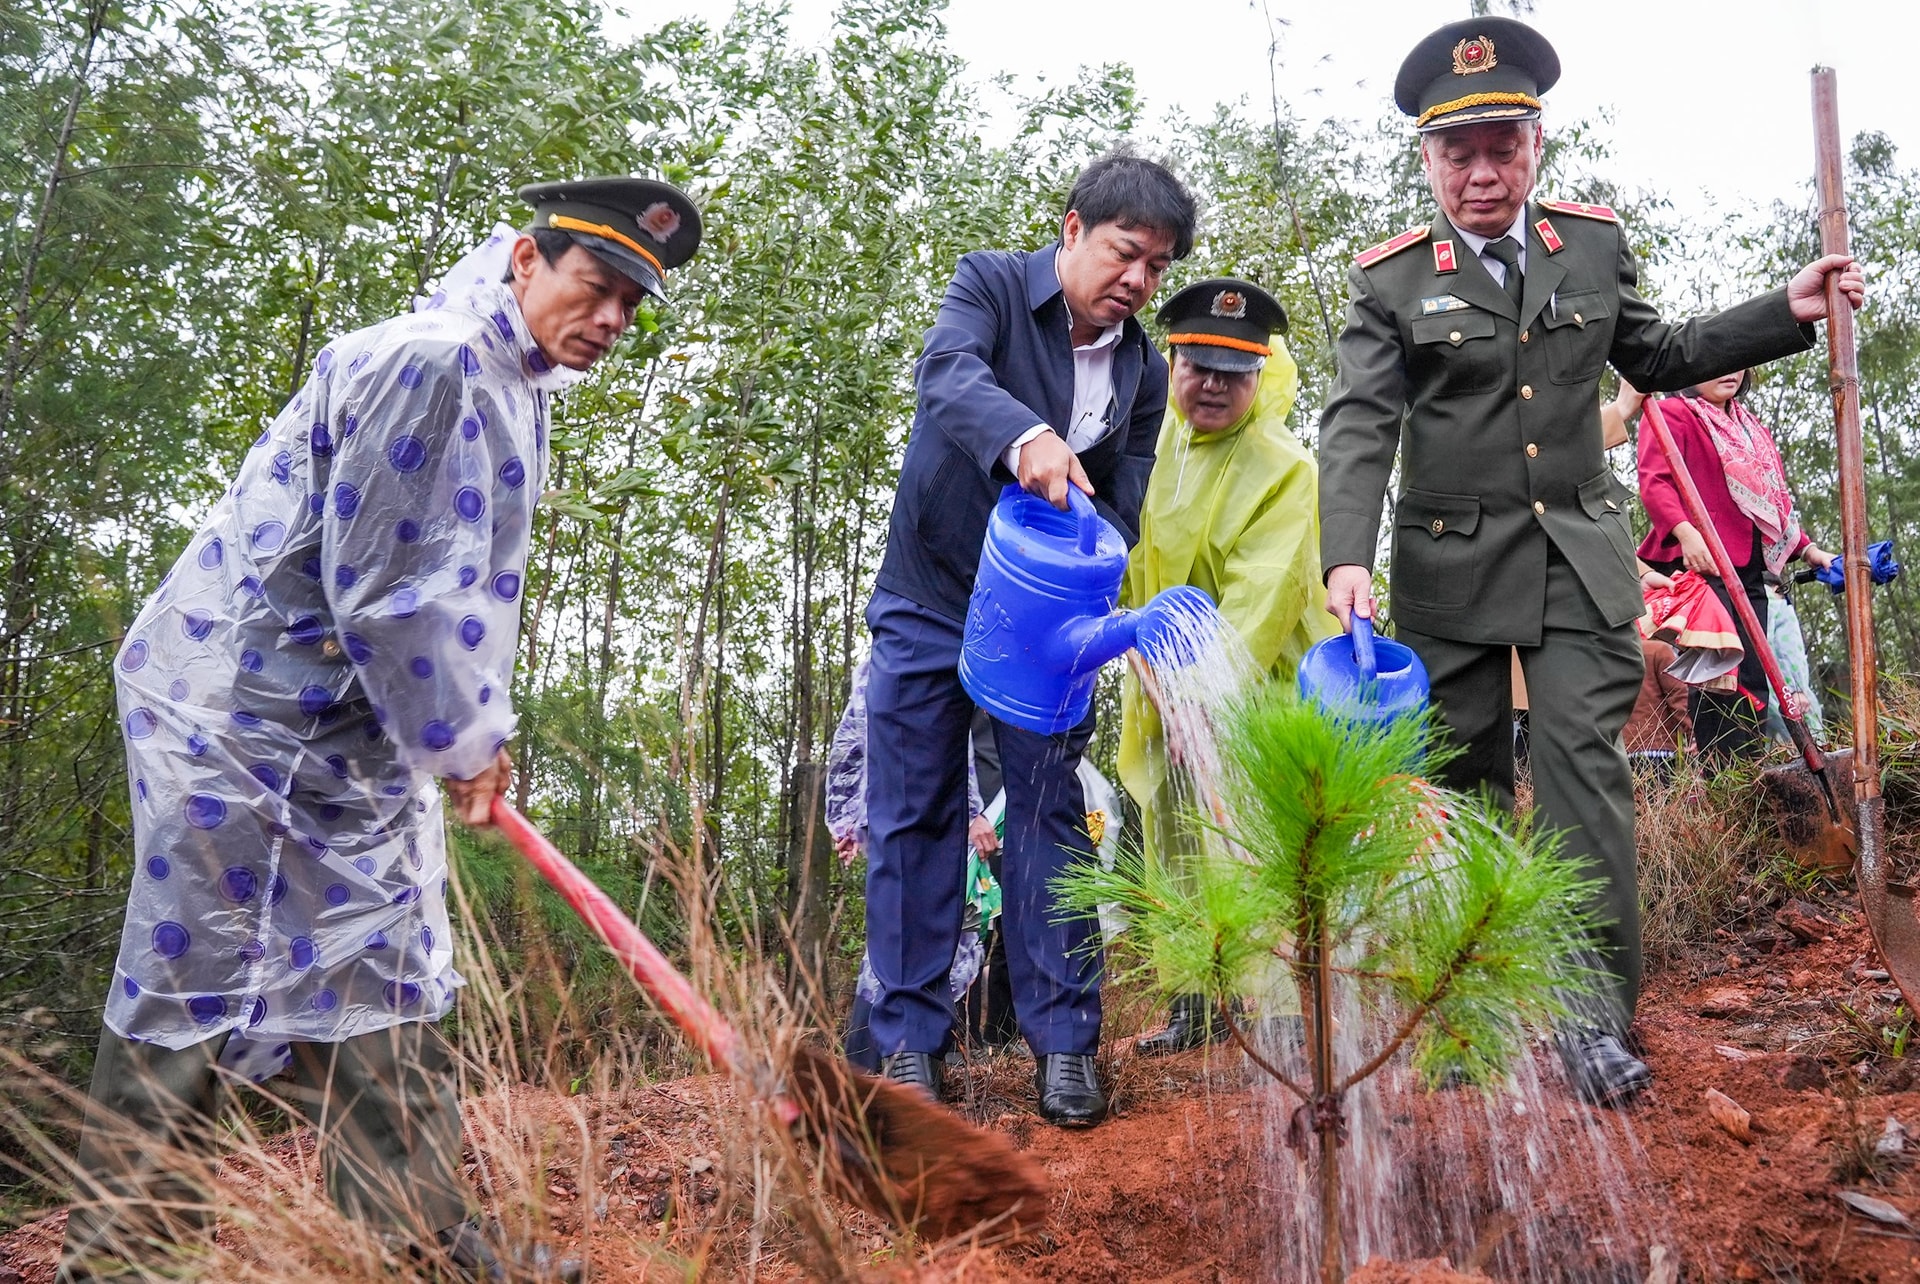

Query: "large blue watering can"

xmin=959 ymin=485 xmax=1215 ymax=735
xmin=1297 ymin=615 xmax=1430 ymax=727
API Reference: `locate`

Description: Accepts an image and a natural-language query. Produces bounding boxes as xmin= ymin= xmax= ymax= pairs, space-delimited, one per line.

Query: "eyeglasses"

xmin=1185 ymin=365 xmax=1255 ymax=389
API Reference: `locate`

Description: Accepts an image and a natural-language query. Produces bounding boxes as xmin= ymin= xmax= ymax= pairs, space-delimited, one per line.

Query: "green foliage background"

xmin=2 ymin=0 xmax=1913 ymax=1153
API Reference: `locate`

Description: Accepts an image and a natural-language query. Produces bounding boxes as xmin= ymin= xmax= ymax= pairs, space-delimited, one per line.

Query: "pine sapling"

xmin=1057 ymin=682 xmax=1606 ymax=1283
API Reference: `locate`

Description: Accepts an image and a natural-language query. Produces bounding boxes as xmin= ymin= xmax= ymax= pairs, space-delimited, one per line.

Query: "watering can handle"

xmin=1065 ymin=486 xmax=1099 ymax=555
xmin=1352 ymin=614 xmax=1378 ymax=683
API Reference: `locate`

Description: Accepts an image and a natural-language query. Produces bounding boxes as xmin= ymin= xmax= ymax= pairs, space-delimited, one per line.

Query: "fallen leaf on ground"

xmin=1698 ymin=988 xmax=1749 ymax=1016
xmin=1836 ymin=1190 xmax=1911 ymax=1226
xmin=1644 ymin=1243 xmax=1679 ymax=1284
xmin=1705 ymin=1087 xmax=1752 ymax=1143
xmin=1713 ymin=1045 xmax=1754 ymax=1061
xmin=1876 ymin=1117 xmax=1908 ymax=1158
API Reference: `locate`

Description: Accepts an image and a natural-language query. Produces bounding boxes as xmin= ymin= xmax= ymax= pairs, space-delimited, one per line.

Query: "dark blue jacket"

xmin=875 ymin=245 xmax=1166 ymax=622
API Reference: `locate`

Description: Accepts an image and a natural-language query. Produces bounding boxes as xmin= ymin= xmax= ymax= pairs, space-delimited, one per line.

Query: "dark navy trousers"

xmin=862 ymin=589 xmax=1102 ymax=1057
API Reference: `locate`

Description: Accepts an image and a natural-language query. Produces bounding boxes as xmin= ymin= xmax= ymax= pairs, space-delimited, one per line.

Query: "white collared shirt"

xmin=1453 ymin=207 xmax=1531 ymax=287
xmin=1003 ymin=252 xmax=1123 ymax=474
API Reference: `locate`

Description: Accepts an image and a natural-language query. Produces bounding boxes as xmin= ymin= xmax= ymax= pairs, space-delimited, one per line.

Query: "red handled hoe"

xmin=490 ymin=799 xmax=1048 ymax=1242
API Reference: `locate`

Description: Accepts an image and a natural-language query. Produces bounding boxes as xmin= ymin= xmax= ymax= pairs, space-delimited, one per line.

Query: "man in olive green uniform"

xmin=1318 ymin=16 xmax=1865 ymax=1104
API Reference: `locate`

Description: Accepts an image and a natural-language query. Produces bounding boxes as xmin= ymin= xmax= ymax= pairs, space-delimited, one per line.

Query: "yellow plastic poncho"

xmin=1118 ymin=340 xmax=1336 ymax=876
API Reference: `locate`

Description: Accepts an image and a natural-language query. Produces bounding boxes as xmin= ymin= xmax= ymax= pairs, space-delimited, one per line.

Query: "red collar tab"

xmin=1432 ymin=239 xmax=1459 ymax=274
xmin=1534 ymin=217 xmax=1564 ymax=254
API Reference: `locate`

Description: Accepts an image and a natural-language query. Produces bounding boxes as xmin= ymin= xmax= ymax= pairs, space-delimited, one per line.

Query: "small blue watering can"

xmin=959 ymin=485 xmax=1215 ymax=735
xmin=1297 ymin=616 xmax=1430 ymax=727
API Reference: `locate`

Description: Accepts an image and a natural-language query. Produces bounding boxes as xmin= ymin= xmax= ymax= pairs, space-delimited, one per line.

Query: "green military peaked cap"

xmin=516 ymin=177 xmax=702 ymax=299
xmin=1394 ymin=16 xmax=1560 ymax=134
xmin=1156 ymin=277 xmax=1287 ymax=373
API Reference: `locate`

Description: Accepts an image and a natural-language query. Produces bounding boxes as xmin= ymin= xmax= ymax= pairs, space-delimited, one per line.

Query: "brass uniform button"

xmin=1521 ymin=384 xmax=1534 ymax=399
xmin=1520 ymin=329 xmax=1531 ymax=343
xmin=1533 ymin=500 xmax=1546 ymax=515
xmin=1573 ymin=312 xmax=1584 ymax=325
xmin=322 ymin=639 xmax=342 ymax=659
xmin=1431 ymin=518 xmax=1445 ymax=534
xmin=1449 ymin=329 xmax=1462 ymax=343
xmin=1526 ymin=443 xmax=1539 ymax=458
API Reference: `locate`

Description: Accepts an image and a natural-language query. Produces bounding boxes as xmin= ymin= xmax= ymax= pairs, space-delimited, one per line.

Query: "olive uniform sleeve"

xmin=1317 ymin=263 xmax=1408 ymax=576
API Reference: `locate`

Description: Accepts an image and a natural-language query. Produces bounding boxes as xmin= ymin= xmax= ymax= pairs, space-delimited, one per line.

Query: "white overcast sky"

xmin=636 ymin=0 xmax=1918 ymax=221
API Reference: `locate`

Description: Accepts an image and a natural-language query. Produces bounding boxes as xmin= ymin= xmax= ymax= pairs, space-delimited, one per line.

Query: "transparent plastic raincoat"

xmin=1117 ymin=342 xmax=1335 ymax=872
xmin=103 ymin=229 xmax=573 ymax=1077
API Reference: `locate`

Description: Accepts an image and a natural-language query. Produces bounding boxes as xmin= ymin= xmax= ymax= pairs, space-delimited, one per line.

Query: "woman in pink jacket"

xmin=1625 ymin=371 xmax=1837 ymax=763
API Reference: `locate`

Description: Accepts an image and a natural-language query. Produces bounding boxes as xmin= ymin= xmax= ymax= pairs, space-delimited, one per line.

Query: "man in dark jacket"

xmin=864 ymin=149 xmax=1195 ymax=1126
xmin=1317 ymin=16 xmax=1864 ymax=1106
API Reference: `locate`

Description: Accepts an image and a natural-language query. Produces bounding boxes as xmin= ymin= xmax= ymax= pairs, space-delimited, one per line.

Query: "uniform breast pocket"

xmin=1392 ymin=488 xmax=1481 ymax=610
xmin=1409 ymin=311 xmax=1500 ymax=398
xmin=1577 ymin=469 xmax=1637 ymax=571
xmin=1541 ymin=289 xmax=1612 ymax=386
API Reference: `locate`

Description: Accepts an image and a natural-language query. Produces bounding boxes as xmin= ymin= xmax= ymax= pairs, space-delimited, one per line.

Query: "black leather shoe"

xmin=1136 ymin=994 xmax=1231 ymax=1056
xmin=426 ymin=1217 xmax=583 ymax=1282
xmin=880 ymin=1050 xmax=944 ymax=1102
xmin=1034 ymin=1053 xmax=1107 ymax=1127
xmin=1556 ymin=1028 xmax=1652 ymax=1107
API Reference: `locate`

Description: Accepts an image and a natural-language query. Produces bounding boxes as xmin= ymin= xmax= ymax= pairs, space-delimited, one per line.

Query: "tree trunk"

xmin=783 ymin=761 xmax=833 ymax=1007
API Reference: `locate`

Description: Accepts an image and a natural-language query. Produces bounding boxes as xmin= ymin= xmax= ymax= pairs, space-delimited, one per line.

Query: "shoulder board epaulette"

xmin=1537 ymin=198 xmax=1620 ymax=224
xmin=1354 ymin=224 xmax=1431 ymax=269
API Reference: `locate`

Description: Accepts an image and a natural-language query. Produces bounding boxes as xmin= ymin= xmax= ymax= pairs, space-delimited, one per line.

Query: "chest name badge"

xmin=1420 ymin=294 xmax=1472 ymax=316
xmin=1432 ymin=240 xmax=1459 ymax=274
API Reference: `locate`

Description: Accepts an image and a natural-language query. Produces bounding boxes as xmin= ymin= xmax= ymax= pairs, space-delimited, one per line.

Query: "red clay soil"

xmin=7 ymin=887 xmax=1920 ymax=1282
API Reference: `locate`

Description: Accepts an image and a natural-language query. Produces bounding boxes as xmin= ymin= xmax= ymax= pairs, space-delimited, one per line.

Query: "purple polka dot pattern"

xmin=461 ymin=415 xmax=481 ymax=440
xmin=393 ymin=886 xmax=421 ymax=905
xmin=220 ymin=866 xmax=258 ymax=902
xmin=301 ymin=555 xmax=322 ymax=580
xmin=288 ymin=615 xmax=324 ymax=645
xmin=238 ymin=576 xmax=264 ymax=599
xmin=342 ymin=413 xmax=359 ymax=438
xmin=248 ymin=762 xmax=282 ymax=792
xmin=334 ymin=483 xmax=362 ymax=519
xmin=366 ymin=931 xmax=389 ymax=950
xmin=267 ymin=874 xmax=288 ymax=905
xmin=146 ymin=855 xmax=170 ymax=880
xmin=120 ymin=640 xmax=148 ymax=671
xmin=288 ymin=937 xmax=316 ymax=970
xmin=240 ymin=648 xmax=264 ymax=672
xmin=422 ymin=720 xmax=455 ymax=751
xmin=188 ymin=995 xmax=226 ymax=1024
xmin=231 ymin=709 xmax=262 ymax=726
xmin=325 ymin=883 xmax=350 ymax=906
xmin=422 ymin=926 xmax=434 ymax=952
xmin=354 ymin=855 xmax=376 ymax=875
xmin=185 ymin=794 xmax=226 ymax=830
xmin=385 ymin=980 xmax=423 ymax=1007
xmin=312 ymin=989 xmax=338 ymax=1012
xmin=460 ymin=344 xmax=482 ymax=376
xmin=398 ymin=364 xmax=424 ymax=389
xmin=458 ymin=616 xmax=485 ymax=649
xmin=168 ymin=679 xmax=189 ymax=700
xmin=307 ymin=492 xmax=325 ymax=517
xmin=392 ymin=586 xmax=419 ymax=617
xmin=478 ymin=685 xmax=491 ymax=705
xmin=238 ymin=938 xmax=265 ymax=962
xmin=123 ymin=977 xmax=140 ymax=999
xmin=153 ymin=921 xmax=190 ymax=959
xmin=187 ymin=732 xmax=209 ymax=756
xmin=491 ymin=571 xmax=521 ymax=601
xmin=526 ymin=347 xmax=551 ymax=374
xmin=252 ymin=520 xmax=287 ymax=551
xmin=182 ymin=610 xmax=214 ymax=641
xmin=125 ymin=708 xmax=158 ymax=739
xmin=334 ymin=564 xmax=357 ymax=590
xmin=327 ymin=754 xmax=349 ymax=778
xmin=409 ymin=656 xmax=433 ymax=679
xmin=396 ymin=518 xmax=421 ymax=543
xmin=298 ymin=686 xmax=332 ymax=717
xmin=388 ymin=435 xmax=427 ymax=473
xmin=458 ymin=566 xmax=478 ymax=588
xmin=198 ymin=538 xmax=224 ymax=569
xmin=270 ymin=452 xmax=292 ymax=484
xmin=311 ymin=423 xmax=333 ymax=457
xmin=316 ymin=349 xmax=334 ymax=377
xmin=344 ymin=633 xmax=372 ymax=664
xmin=492 ymin=311 xmax=515 ymax=340
xmin=455 ymin=487 xmax=485 ymax=521
xmin=499 ymin=457 xmax=525 ymax=488
xmin=247 ymin=997 xmax=266 ymax=1027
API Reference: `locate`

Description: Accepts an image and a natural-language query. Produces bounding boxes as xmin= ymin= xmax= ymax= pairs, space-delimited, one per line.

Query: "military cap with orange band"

xmin=1394 ymin=16 xmax=1560 ymax=134
xmin=1156 ymin=277 xmax=1288 ymax=374
xmin=516 ymin=176 xmax=702 ymax=300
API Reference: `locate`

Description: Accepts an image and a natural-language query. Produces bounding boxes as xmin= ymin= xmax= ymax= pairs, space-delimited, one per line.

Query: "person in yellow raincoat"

xmin=1120 ymin=277 xmax=1335 ymax=1054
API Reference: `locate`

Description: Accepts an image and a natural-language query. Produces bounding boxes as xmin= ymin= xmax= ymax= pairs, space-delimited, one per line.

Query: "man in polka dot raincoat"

xmin=60 ymin=178 xmax=700 ymax=1283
